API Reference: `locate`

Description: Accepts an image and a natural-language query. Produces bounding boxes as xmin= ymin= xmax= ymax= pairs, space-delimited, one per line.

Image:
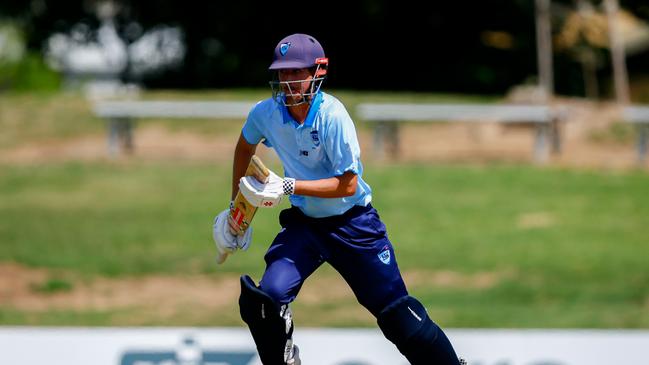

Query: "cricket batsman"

xmin=213 ymin=33 xmax=463 ymax=365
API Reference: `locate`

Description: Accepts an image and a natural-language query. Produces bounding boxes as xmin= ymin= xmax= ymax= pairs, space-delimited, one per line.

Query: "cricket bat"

xmin=217 ymin=155 xmax=270 ymax=264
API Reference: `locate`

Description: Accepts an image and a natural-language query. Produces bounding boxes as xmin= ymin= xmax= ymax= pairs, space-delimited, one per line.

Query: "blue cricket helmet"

xmin=269 ymin=33 xmax=328 ymax=71
xmin=268 ymin=34 xmax=328 ymax=106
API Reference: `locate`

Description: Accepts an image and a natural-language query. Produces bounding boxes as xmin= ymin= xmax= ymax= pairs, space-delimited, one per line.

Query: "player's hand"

xmin=239 ymin=170 xmax=295 ymax=208
xmin=227 ymin=200 xmax=243 ymax=235
xmin=236 ymin=226 xmax=252 ymax=251
xmin=213 ymin=209 xmax=253 ymax=264
xmin=213 ymin=209 xmax=238 ymax=253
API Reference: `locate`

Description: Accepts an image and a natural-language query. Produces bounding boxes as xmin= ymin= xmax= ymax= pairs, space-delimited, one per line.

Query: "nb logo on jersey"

xmin=378 ymin=245 xmax=391 ymax=264
xmin=300 ymin=150 xmax=309 ymax=157
xmin=280 ymin=42 xmax=291 ymax=56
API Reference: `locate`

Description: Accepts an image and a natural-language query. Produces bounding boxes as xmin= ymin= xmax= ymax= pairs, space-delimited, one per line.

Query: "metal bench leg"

xmin=108 ymin=118 xmax=120 ymax=157
xmin=638 ymin=124 xmax=648 ymax=165
xmin=107 ymin=117 xmax=134 ymax=157
xmin=120 ymin=118 xmax=134 ymax=154
xmin=373 ymin=122 xmax=386 ymax=160
xmin=373 ymin=121 xmax=400 ymax=160
xmin=534 ymin=123 xmax=550 ymax=164
xmin=550 ymin=117 xmax=562 ymax=154
xmin=386 ymin=122 xmax=400 ymax=158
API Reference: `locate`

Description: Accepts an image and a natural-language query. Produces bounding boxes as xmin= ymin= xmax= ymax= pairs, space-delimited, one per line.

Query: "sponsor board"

xmin=0 ymin=327 xmax=648 ymax=365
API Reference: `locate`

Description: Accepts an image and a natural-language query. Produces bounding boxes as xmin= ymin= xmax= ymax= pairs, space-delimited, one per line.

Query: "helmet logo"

xmin=280 ymin=42 xmax=291 ymax=56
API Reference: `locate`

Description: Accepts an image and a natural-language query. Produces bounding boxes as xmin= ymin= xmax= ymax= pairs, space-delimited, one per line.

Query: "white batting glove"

xmin=227 ymin=200 xmax=243 ymax=236
xmin=213 ymin=209 xmax=253 ymax=262
xmin=226 ymin=201 xmax=253 ymax=249
xmin=213 ymin=209 xmax=237 ymax=256
xmin=237 ymin=225 xmax=253 ymax=251
xmin=239 ymin=170 xmax=295 ymax=208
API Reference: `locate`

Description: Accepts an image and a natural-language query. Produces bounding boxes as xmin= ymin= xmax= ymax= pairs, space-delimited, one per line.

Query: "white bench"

xmin=357 ymin=103 xmax=567 ymax=163
xmin=93 ymin=100 xmax=255 ymax=156
xmin=623 ymin=106 xmax=649 ymax=163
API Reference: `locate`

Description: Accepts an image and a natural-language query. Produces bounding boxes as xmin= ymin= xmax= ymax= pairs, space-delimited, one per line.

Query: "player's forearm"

xmin=232 ymin=134 xmax=257 ymax=201
xmin=293 ymin=172 xmax=357 ymax=198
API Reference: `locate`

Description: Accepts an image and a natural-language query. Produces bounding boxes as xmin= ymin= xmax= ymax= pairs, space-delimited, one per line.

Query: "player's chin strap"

xmin=377 ymin=296 xmax=462 ymax=365
xmin=239 ymin=275 xmax=299 ymax=365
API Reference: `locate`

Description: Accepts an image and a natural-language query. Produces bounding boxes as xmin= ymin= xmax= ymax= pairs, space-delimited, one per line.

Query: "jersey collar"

xmin=281 ymin=91 xmax=324 ymax=128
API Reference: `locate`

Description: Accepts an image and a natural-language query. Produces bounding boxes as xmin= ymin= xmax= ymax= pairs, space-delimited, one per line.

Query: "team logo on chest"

xmin=378 ymin=245 xmax=391 ymax=265
xmin=310 ymin=130 xmax=320 ymax=147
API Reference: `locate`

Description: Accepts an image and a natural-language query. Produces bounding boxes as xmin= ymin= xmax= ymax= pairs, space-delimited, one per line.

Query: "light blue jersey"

xmin=242 ymin=92 xmax=372 ymax=218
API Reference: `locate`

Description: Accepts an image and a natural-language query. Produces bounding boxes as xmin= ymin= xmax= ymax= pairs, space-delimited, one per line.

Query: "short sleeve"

xmin=241 ymin=104 xmax=264 ymax=145
xmin=322 ymin=109 xmax=361 ymax=176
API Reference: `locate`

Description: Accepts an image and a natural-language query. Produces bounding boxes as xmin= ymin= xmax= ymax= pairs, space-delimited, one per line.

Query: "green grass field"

xmin=1 ymin=161 xmax=647 ymax=328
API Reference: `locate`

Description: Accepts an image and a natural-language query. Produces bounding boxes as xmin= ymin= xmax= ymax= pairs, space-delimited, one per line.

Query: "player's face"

xmin=278 ymin=68 xmax=313 ymax=102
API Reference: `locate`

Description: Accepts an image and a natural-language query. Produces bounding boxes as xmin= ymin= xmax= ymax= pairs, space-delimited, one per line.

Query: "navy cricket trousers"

xmin=259 ymin=204 xmax=408 ymax=317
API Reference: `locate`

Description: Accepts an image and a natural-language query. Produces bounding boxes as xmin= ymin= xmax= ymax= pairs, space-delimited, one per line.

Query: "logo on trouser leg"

xmin=378 ymin=245 xmax=391 ymax=264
